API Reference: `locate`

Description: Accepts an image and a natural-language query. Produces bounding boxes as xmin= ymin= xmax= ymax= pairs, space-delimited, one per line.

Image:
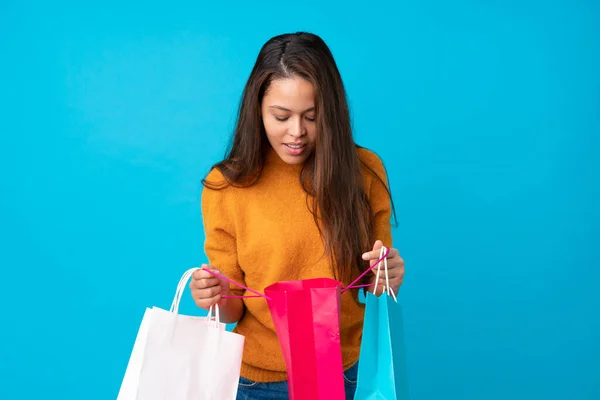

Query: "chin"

xmin=281 ymin=155 xmax=307 ymax=165
xmin=275 ymin=148 xmax=312 ymax=165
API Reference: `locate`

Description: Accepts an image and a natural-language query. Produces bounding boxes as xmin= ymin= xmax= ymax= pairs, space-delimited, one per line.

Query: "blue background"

xmin=1 ymin=1 xmax=598 ymax=399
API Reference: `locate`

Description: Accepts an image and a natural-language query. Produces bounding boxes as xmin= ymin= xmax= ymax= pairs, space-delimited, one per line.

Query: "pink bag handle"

xmin=203 ymin=246 xmax=389 ymax=299
xmin=202 ymin=268 xmax=272 ymax=301
xmin=341 ymin=247 xmax=391 ymax=293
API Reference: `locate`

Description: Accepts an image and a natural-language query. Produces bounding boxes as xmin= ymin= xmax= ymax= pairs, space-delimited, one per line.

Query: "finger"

xmin=377 ymin=247 xmax=399 ymax=260
xmin=373 ymin=284 xmax=386 ymax=297
xmin=378 ymin=272 xmax=403 ymax=283
xmin=195 ymin=266 xmax=223 ymax=280
xmin=367 ymin=256 xmax=397 ymax=273
xmin=369 ymin=253 xmax=402 ymax=274
xmin=361 ymin=240 xmax=383 ymax=260
xmin=191 ymin=276 xmax=220 ymax=289
xmin=362 ymin=249 xmax=382 ymax=262
xmin=193 ymin=267 xmax=212 ymax=280
xmin=384 ymin=265 xmax=405 ymax=280
xmin=386 ymin=248 xmax=400 ymax=258
xmin=192 ymin=285 xmax=223 ymax=300
xmin=194 ymin=293 xmax=222 ymax=309
xmin=371 ymin=266 xmax=404 ymax=282
xmin=385 ymin=259 xmax=405 ymax=272
xmin=362 ymin=243 xmax=397 ymax=262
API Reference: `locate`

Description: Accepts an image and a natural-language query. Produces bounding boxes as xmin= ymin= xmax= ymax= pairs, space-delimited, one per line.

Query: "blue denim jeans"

xmin=236 ymin=362 xmax=359 ymax=400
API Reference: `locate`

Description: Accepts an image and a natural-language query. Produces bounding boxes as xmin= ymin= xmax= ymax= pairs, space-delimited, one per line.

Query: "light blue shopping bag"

xmin=355 ymin=291 xmax=410 ymax=400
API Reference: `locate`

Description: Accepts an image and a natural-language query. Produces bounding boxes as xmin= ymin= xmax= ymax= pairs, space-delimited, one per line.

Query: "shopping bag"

xmin=355 ymin=247 xmax=410 ymax=400
xmin=202 ymin=249 xmax=391 ymax=400
xmin=264 ymin=278 xmax=346 ymax=400
xmin=201 ymin=271 xmax=347 ymax=399
xmin=116 ymin=268 xmax=244 ymax=400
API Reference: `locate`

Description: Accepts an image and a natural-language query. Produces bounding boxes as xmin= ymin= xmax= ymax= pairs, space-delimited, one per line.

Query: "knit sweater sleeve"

xmin=358 ymin=148 xmax=394 ymax=248
xmin=201 ymin=168 xmax=246 ymax=296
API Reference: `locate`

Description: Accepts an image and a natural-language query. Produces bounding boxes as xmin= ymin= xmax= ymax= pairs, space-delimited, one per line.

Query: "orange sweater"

xmin=201 ymin=146 xmax=392 ymax=382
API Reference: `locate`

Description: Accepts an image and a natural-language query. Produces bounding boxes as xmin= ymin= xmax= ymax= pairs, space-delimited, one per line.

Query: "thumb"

xmin=372 ymin=239 xmax=384 ymax=251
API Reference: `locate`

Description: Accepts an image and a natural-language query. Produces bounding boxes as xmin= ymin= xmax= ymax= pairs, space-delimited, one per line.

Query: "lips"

xmin=284 ymin=143 xmax=306 ymax=149
xmin=283 ymin=142 xmax=307 ymax=156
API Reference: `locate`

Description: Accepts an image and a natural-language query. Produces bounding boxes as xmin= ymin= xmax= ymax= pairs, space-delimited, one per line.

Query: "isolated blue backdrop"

xmin=1 ymin=1 xmax=598 ymax=399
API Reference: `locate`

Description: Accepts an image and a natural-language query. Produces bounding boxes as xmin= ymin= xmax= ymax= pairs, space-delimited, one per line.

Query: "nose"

xmin=289 ymin=116 xmax=307 ymax=138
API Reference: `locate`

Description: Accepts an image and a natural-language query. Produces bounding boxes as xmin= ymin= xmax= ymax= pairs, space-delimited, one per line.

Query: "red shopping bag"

xmin=264 ymin=278 xmax=345 ymax=400
xmin=205 ymin=249 xmax=389 ymax=400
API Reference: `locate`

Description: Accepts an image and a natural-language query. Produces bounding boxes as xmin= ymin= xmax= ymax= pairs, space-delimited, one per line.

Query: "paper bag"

xmin=116 ymin=268 xmax=244 ymax=400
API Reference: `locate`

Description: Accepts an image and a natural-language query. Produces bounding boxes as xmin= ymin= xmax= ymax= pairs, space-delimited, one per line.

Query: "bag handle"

xmin=169 ymin=268 xmax=196 ymax=312
xmin=202 ymin=268 xmax=272 ymax=301
xmin=341 ymin=247 xmax=390 ymax=293
xmin=199 ymin=245 xmax=391 ymax=299
xmin=372 ymin=246 xmax=398 ymax=302
xmin=170 ymin=268 xmax=197 ymax=313
xmin=206 ymin=303 xmax=220 ymax=327
xmin=169 ymin=268 xmax=221 ymax=327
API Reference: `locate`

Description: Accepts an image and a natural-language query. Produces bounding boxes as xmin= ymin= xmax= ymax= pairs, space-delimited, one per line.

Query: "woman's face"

xmin=261 ymin=76 xmax=317 ymax=165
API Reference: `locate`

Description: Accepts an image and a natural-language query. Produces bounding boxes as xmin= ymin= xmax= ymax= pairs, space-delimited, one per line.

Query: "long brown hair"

xmin=203 ymin=32 xmax=396 ymax=285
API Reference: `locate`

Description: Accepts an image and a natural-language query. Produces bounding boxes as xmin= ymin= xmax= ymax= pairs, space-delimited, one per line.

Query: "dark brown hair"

xmin=203 ymin=32 xmax=396 ymax=285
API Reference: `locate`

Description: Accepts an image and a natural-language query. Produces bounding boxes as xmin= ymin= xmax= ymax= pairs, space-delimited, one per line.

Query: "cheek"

xmin=264 ymin=119 xmax=287 ymax=138
xmin=307 ymin=126 xmax=318 ymax=142
xmin=262 ymin=120 xmax=276 ymax=139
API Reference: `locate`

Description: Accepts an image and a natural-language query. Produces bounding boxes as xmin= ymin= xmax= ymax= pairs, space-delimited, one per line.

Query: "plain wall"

xmin=1 ymin=0 xmax=598 ymax=399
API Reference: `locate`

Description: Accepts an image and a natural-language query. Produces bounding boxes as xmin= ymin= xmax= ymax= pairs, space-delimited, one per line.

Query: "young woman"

xmin=190 ymin=32 xmax=405 ymax=400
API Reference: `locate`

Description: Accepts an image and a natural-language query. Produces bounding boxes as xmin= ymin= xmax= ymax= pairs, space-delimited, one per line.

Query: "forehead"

xmin=263 ymin=77 xmax=315 ymax=110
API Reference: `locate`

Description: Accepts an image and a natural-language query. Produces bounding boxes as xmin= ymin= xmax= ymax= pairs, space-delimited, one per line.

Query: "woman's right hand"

xmin=190 ymin=264 xmax=230 ymax=309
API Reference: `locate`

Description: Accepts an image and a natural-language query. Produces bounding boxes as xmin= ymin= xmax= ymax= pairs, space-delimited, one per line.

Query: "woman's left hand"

xmin=361 ymin=240 xmax=404 ymax=296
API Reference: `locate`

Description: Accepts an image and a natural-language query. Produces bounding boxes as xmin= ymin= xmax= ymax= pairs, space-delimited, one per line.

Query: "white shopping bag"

xmin=117 ymin=268 xmax=244 ymax=400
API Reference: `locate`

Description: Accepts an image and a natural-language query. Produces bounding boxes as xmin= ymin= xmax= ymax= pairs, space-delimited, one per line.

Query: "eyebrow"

xmin=269 ymin=105 xmax=315 ymax=113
